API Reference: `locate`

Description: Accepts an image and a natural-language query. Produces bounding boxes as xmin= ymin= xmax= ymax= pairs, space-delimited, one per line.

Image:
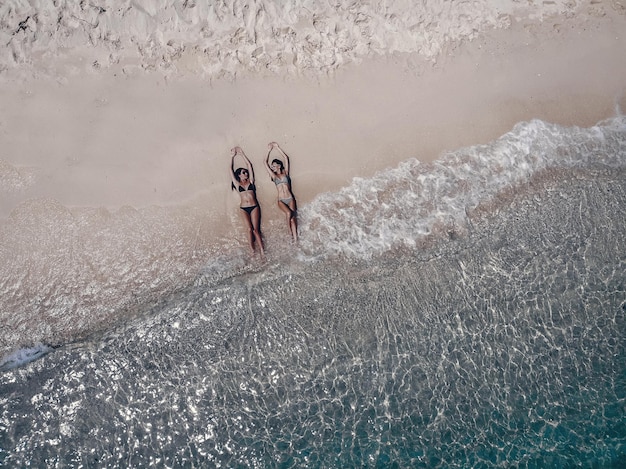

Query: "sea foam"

xmin=298 ymin=117 xmax=626 ymax=258
xmin=0 ymin=343 xmax=53 ymax=372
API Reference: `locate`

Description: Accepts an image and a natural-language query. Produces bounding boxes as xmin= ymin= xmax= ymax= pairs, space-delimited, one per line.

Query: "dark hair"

xmin=271 ymin=159 xmax=284 ymax=172
xmin=232 ymin=167 xmax=249 ymax=190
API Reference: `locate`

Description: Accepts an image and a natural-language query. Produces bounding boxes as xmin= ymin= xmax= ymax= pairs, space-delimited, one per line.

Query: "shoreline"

xmin=1 ymin=3 xmax=625 ymax=358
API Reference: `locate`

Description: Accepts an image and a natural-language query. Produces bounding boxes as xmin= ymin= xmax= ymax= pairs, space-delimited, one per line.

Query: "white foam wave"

xmin=297 ymin=117 xmax=626 ymax=258
xmin=0 ymin=343 xmax=53 ymax=372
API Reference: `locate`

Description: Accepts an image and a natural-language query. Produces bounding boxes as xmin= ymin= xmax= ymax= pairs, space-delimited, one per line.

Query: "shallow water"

xmin=1 ymin=155 xmax=625 ymax=466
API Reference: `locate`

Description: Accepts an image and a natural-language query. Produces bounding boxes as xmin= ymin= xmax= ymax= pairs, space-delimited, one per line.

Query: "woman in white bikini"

xmin=230 ymin=146 xmax=265 ymax=256
xmin=264 ymin=142 xmax=298 ymax=241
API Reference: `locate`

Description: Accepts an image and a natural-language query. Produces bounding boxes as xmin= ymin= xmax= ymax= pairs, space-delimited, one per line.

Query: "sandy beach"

xmin=1 ymin=0 xmax=625 ymax=355
xmin=1 ymin=2 xmax=624 ymax=221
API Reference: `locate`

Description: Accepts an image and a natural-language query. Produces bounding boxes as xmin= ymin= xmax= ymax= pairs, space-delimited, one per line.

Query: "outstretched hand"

xmin=268 ymin=142 xmax=279 ymax=150
xmin=231 ymin=146 xmax=242 ymax=157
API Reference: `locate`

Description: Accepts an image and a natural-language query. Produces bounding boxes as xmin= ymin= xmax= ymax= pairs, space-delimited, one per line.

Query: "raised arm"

xmin=264 ymin=142 xmax=277 ymax=179
xmin=274 ymin=143 xmax=290 ymax=174
xmin=238 ymin=147 xmax=255 ymax=183
xmin=230 ymin=146 xmax=255 ymax=184
xmin=229 ymin=147 xmax=240 ymax=188
xmin=267 ymin=142 xmax=290 ymax=174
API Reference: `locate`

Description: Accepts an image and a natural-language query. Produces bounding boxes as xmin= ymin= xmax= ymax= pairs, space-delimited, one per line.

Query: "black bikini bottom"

xmin=240 ymin=205 xmax=258 ymax=215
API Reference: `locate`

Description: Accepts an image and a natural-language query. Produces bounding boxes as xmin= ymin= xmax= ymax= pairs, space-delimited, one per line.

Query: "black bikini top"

xmin=238 ymin=183 xmax=256 ymax=192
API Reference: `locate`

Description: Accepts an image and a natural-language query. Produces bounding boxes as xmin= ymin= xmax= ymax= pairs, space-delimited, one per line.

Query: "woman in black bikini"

xmin=230 ymin=146 xmax=265 ymax=256
xmin=264 ymin=142 xmax=298 ymax=241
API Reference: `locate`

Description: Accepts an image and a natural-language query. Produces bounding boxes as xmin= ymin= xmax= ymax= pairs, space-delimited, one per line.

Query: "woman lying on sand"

xmin=264 ymin=142 xmax=298 ymax=242
xmin=230 ymin=146 xmax=265 ymax=256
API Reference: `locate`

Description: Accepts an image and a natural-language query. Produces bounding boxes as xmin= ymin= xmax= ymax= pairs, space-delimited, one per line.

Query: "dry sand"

xmin=0 ymin=3 xmax=625 ymax=225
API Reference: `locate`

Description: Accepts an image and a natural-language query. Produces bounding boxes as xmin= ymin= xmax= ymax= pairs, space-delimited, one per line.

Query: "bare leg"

xmin=288 ymin=199 xmax=298 ymax=242
xmin=277 ymin=200 xmax=298 ymax=241
xmin=240 ymin=210 xmax=256 ymax=254
xmin=250 ymin=206 xmax=265 ymax=256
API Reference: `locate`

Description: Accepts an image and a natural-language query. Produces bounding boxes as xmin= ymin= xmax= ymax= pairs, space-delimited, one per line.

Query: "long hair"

xmin=232 ymin=167 xmax=248 ymax=190
xmin=271 ymin=159 xmax=284 ymax=173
